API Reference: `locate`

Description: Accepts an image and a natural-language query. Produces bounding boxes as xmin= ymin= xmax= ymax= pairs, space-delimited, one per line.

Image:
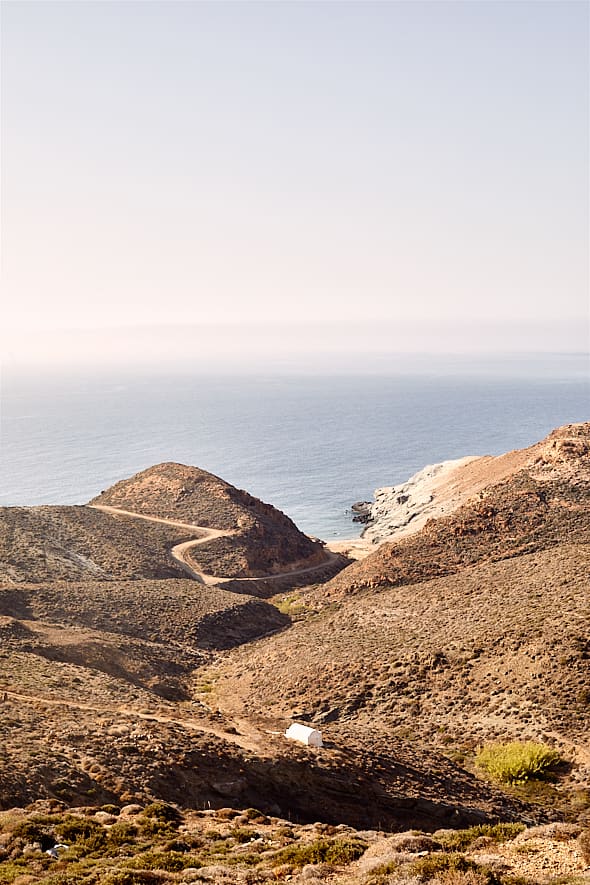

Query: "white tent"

xmin=285 ymin=723 xmax=323 ymax=747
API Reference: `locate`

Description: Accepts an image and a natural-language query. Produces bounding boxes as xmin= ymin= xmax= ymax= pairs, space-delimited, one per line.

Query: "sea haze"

xmin=1 ymin=355 xmax=588 ymax=539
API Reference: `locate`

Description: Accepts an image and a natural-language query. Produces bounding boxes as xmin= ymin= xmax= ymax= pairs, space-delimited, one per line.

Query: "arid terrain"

xmin=0 ymin=463 xmax=346 ymax=591
xmin=0 ymin=426 xmax=588 ymax=883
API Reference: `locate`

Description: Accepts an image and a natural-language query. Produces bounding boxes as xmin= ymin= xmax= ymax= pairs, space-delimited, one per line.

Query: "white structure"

xmin=285 ymin=723 xmax=323 ymax=748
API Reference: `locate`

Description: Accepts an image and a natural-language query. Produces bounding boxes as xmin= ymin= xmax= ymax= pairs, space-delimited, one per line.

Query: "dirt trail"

xmin=90 ymin=503 xmax=341 ymax=586
xmin=1 ymin=688 xmax=266 ymax=755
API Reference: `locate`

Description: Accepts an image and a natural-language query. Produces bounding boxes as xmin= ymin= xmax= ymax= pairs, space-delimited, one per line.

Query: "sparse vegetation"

xmin=409 ymin=853 xmax=486 ymax=879
xmin=0 ymin=429 xmax=589 ymax=883
xmin=274 ymin=593 xmax=308 ymax=617
xmin=0 ymin=803 xmax=588 ymax=883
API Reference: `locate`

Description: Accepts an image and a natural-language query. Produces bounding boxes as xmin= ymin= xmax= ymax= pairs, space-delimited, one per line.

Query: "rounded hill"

xmin=90 ymin=462 xmax=341 ymax=580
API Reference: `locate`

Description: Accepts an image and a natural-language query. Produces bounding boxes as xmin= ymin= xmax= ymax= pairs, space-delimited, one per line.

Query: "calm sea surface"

xmin=1 ymin=356 xmax=588 ymax=539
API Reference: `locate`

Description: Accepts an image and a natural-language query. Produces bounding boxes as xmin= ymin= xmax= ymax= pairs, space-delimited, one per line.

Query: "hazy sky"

xmin=1 ymin=0 xmax=588 ymax=363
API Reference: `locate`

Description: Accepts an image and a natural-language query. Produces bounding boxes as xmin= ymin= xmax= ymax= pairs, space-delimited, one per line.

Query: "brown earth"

xmin=213 ymin=543 xmax=589 ymax=761
xmin=0 ymin=429 xmax=588 ymax=847
xmin=0 ymin=464 xmax=347 ymax=589
xmin=90 ymin=462 xmax=336 ymax=578
xmin=0 ymin=505 xmax=190 ymax=583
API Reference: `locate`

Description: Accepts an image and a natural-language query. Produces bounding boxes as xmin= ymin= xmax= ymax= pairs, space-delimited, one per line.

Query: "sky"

xmin=1 ymin=0 xmax=588 ymax=367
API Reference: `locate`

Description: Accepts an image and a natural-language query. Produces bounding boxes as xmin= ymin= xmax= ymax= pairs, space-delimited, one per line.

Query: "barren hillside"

xmin=90 ymin=462 xmax=332 ymax=577
xmin=0 ymin=427 xmax=588 ymax=870
xmin=0 ymin=464 xmax=345 ymax=586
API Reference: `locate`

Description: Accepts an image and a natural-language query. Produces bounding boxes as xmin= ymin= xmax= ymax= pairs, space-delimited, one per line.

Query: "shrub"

xmin=100 ymin=872 xmax=166 ymax=885
xmin=231 ymin=827 xmax=260 ymax=844
xmin=436 ymin=823 xmax=525 ymax=851
xmin=54 ymin=815 xmax=107 ymax=856
xmin=55 ymin=816 xmax=104 ymax=842
xmin=272 ymin=836 xmax=367 ymax=867
xmin=101 ymin=804 xmax=121 ymax=816
xmin=242 ymin=808 xmax=266 ymax=821
xmin=429 ymin=873 xmax=498 ymax=885
xmin=106 ymin=821 xmax=139 ymax=849
xmin=10 ymin=817 xmax=57 ymax=850
xmin=475 ymin=741 xmax=561 ymax=785
xmin=215 ymin=808 xmax=240 ymax=820
xmin=138 ymin=804 xmax=180 ymax=839
xmin=407 ymin=853 xmax=511 ymax=883
xmin=141 ymin=802 xmax=181 ymax=824
xmin=126 ymin=850 xmax=201 ymax=872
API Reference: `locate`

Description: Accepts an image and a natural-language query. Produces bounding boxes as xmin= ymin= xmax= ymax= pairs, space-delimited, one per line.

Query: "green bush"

xmin=242 ymin=807 xmax=266 ymax=821
xmin=99 ymin=872 xmax=166 ymax=885
xmin=100 ymin=804 xmax=121 ymax=816
xmin=54 ymin=816 xmax=107 ymax=857
xmin=409 ymin=853 xmax=503 ymax=883
xmin=437 ymin=822 xmax=526 ymax=851
xmin=140 ymin=802 xmax=181 ymax=824
xmin=475 ymin=741 xmax=561 ymax=785
xmin=126 ymin=850 xmax=201 ymax=872
xmin=231 ymin=827 xmax=259 ymax=844
xmin=272 ymin=836 xmax=367 ymax=867
xmin=107 ymin=821 xmax=139 ymax=847
xmin=11 ymin=815 xmax=59 ymax=844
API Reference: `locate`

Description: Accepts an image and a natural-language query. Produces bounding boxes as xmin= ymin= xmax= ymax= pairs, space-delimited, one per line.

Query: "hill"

xmin=0 ymin=463 xmax=346 ymax=588
xmin=0 ymin=429 xmax=588 ymax=875
xmin=326 ymin=423 xmax=590 ymax=595
xmin=90 ymin=462 xmax=330 ymax=577
xmin=206 ymin=424 xmax=590 ymax=826
xmin=0 ymin=505 xmax=190 ymax=583
xmin=213 ymin=543 xmax=589 ymax=755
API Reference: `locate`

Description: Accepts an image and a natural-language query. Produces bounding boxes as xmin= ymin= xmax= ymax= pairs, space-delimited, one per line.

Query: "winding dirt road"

xmin=0 ymin=689 xmax=266 ymax=754
xmin=90 ymin=504 xmax=342 ymax=586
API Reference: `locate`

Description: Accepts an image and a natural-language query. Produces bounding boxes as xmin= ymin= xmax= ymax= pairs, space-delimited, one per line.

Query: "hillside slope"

xmin=0 ymin=463 xmax=345 ymax=585
xmin=214 ymin=544 xmax=589 ymax=748
xmin=361 ymin=422 xmax=589 ymax=546
xmin=326 ymin=423 xmax=590 ymax=596
xmin=0 ymin=505 xmax=189 ymax=582
xmin=90 ymin=462 xmax=328 ymax=577
xmin=206 ymin=424 xmax=589 ymax=823
xmin=0 ymin=427 xmax=587 ymax=841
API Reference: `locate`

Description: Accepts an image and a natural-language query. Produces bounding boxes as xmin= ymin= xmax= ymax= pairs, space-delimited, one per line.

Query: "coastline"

xmin=327 ymin=456 xmax=481 ymax=558
xmin=329 ymin=432 xmax=556 ymax=554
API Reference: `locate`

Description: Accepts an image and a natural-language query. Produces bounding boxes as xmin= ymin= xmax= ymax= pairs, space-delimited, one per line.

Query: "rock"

xmin=119 ymin=803 xmax=143 ymax=816
xmin=93 ymin=811 xmax=117 ymax=824
xmin=212 ymin=779 xmax=246 ymax=797
xmin=361 ymin=459 xmax=476 ymax=545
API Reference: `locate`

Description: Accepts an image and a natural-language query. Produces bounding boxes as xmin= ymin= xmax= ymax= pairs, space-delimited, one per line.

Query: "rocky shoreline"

xmin=358 ymin=456 xmax=480 ymax=545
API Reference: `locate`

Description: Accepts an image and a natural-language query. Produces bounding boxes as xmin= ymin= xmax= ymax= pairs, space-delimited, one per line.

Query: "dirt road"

xmin=1 ymin=688 xmax=266 ymax=755
xmin=90 ymin=504 xmax=343 ymax=586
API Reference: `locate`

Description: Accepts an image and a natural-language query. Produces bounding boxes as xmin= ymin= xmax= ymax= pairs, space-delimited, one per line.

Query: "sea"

xmin=1 ymin=354 xmax=588 ymax=540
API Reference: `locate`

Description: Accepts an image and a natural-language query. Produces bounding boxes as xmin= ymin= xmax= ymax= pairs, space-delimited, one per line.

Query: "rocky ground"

xmin=0 ymin=506 xmax=190 ymax=583
xmin=326 ymin=424 xmax=590 ymax=596
xmin=0 ymin=801 xmax=588 ymax=883
xmin=356 ymin=423 xmax=590 ymax=549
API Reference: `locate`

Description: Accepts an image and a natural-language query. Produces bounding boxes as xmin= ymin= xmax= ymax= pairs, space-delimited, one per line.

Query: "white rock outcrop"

xmin=362 ymin=457 xmax=480 ymax=546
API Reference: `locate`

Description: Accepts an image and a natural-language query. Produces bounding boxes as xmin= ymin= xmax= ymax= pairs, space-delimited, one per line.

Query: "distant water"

xmin=1 ymin=355 xmax=588 ymax=539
